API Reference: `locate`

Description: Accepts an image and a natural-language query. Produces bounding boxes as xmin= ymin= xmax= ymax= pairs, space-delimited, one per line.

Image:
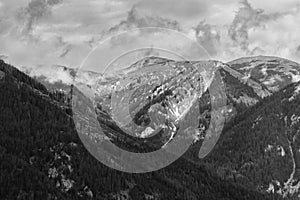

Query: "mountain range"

xmin=1 ymin=55 xmax=300 ymax=199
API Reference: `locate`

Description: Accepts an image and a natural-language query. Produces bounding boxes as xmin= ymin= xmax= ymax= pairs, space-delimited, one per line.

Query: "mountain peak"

xmin=229 ymin=55 xmax=299 ymax=65
xmin=228 ymin=56 xmax=300 ymax=92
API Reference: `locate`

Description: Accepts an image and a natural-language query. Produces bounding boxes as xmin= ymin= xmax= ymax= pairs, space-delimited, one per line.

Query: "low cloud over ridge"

xmin=0 ymin=0 xmax=299 ymax=79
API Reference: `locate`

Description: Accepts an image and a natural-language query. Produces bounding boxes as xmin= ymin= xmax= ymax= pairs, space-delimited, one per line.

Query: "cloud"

xmin=228 ymin=0 xmax=287 ymax=51
xmin=59 ymin=44 xmax=73 ymax=58
xmin=16 ymin=0 xmax=64 ymax=34
xmin=1 ymin=0 xmax=300 ymax=77
xmin=0 ymin=54 xmax=8 ymax=61
xmin=85 ymin=6 xmax=185 ymax=63
xmin=23 ymin=65 xmax=74 ymax=85
xmin=108 ymin=6 xmax=181 ymax=33
xmin=193 ymin=21 xmax=221 ymax=55
xmin=138 ymin=46 xmax=160 ymax=57
xmin=246 ymin=12 xmax=300 ymax=59
xmin=82 ymin=26 xmax=211 ymax=72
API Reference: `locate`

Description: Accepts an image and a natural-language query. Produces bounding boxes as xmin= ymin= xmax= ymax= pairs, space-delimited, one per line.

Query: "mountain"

xmin=20 ymin=56 xmax=270 ymax=115
xmin=18 ymin=56 xmax=272 ymax=161
xmin=185 ymin=56 xmax=300 ymax=199
xmin=4 ymin=55 xmax=299 ymax=199
xmin=97 ymin=56 xmax=269 ymax=109
xmin=228 ymin=56 xmax=300 ymax=92
xmin=0 ymin=59 xmax=279 ymax=199
xmin=201 ymin=78 xmax=300 ymax=199
xmin=90 ymin=57 xmax=269 ymax=158
xmin=95 ymin=55 xmax=299 ymax=199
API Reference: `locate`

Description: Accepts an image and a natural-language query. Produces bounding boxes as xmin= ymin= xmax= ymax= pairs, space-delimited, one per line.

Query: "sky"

xmin=0 ymin=0 xmax=300 ymax=73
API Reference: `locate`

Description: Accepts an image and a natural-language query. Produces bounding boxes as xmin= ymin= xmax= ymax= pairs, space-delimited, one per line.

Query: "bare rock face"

xmin=71 ymin=57 xmax=229 ymax=173
xmin=92 ymin=57 xmax=219 ymax=153
xmin=75 ymin=56 xmax=266 ymax=158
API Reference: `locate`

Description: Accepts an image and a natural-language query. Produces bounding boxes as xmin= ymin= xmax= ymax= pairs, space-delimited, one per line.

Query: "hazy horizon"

xmin=1 ymin=0 xmax=300 ymax=73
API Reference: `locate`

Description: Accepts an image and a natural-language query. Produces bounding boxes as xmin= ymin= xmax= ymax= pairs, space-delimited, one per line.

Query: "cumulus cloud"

xmin=82 ymin=26 xmax=211 ymax=73
xmin=23 ymin=64 xmax=74 ymax=84
xmin=17 ymin=0 xmax=64 ymax=34
xmin=0 ymin=54 xmax=8 ymax=61
xmin=193 ymin=21 xmax=221 ymax=55
xmin=1 ymin=0 xmax=300 ymax=79
xmin=22 ymin=64 xmax=103 ymax=86
xmin=185 ymin=0 xmax=300 ymax=62
xmin=228 ymin=0 xmax=288 ymax=51
xmin=111 ymin=6 xmax=181 ymax=31
xmin=82 ymin=6 xmax=189 ymax=70
xmin=86 ymin=5 xmax=181 ymax=46
xmin=246 ymin=12 xmax=300 ymax=59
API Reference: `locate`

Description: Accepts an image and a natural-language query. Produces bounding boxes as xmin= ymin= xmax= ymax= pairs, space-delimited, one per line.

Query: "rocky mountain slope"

xmin=88 ymin=57 xmax=269 ymax=159
xmin=201 ymin=80 xmax=300 ymax=199
xmin=7 ymin=55 xmax=300 ymax=199
xmin=0 ymin=59 xmax=280 ymax=199
xmin=228 ymin=56 xmax=300 ymax=92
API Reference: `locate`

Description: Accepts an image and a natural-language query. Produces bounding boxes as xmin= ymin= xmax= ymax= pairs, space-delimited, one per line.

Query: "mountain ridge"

xmin=0 ymin=59 xmax=280 ymax=200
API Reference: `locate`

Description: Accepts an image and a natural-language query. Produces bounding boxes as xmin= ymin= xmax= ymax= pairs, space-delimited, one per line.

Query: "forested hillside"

xmin=0 ymin=60 xmax=281 ymax=200
xmin=202 ymin=80 xmax=300 ymax=199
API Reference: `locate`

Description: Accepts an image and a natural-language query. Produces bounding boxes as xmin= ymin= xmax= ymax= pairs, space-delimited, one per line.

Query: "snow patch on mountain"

xmin=140 ymin=127 xmax=155 ymax=138
xmin=266 ymin=183 xmax=275 ymax=194
xmin=264 ymin=144 xmax=286 ymax=157
xmin=277 ymin=146 xmax=286 ymax=157
xmin=252 ymin=115 xmax=262 ymax=128
xmin=264 ymin=144 xmax=273 ymax=152
xmin=222 ymin=63 xmax=271 ymax=98
xmin=291 ymin=74 xmax=300 ymax=83
xmin=228 ymin=56 xmax=300 ymax=92
xmin=230 ymin=93 xmax=259 ymax=106
xmin=291 ymin=114 xmax=300 ymax=126
xmin=288 ymin=84 xmax=300 ymax=101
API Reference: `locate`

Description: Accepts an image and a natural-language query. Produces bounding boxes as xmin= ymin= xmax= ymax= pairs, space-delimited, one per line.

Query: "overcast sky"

xmin=0 ymin=0 xmax=300 ymax=72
